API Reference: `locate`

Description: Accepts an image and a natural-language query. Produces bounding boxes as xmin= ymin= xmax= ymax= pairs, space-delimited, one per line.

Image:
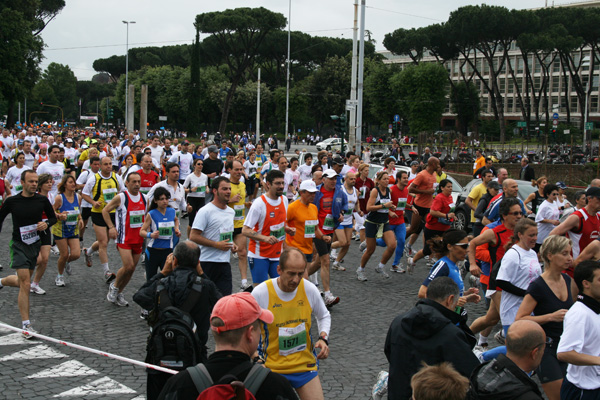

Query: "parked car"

xmin=453 ymin=179 xmax=538 ymax=232
xmin=316 ymin=137 xmax=348 ymax=151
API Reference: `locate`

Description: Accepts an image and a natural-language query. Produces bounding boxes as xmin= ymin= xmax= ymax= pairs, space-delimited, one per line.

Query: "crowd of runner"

xmin=0 ymin=125 xmax=598 ymax=400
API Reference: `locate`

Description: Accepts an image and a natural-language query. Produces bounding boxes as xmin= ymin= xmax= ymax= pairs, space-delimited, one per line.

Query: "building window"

xmin=507 ymin=97 xmax=514 ymax=112
xmin=553 ymin=61 xmax=561 ymax=73
xmin=499 ymin=78 xmax=506 ymax=92
xmin=534 ymin=76 xmax=541 ymax=90
xmin=517 ymin=58 xmax=524 ymax=74
xmin=552 ymin=78 xmax=560 ymax=93
xmin=592 ymin=96 xmax=598 ymax=112
xmin=571 ymin=96 xmax=579 ymax=112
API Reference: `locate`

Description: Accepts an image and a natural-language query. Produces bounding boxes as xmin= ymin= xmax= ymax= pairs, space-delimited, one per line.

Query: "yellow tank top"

xmin=261 ymin=279 xmax=317 ymax=374
xmin=91 ymin=172 xmax=119 ymax=213
xmin=229 ymin=180 xmax=246 ymax=229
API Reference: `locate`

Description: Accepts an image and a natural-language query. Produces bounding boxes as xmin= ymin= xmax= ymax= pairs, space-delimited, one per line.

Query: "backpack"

xmin=145 ymin=280 xmax=203 ymax=370
xmin=187 ymin=362 xmax=270 ymax=400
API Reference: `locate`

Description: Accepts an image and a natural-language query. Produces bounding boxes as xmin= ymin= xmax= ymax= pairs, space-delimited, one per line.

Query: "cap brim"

xmin=259 ymin=308 xmax=274 ymax=324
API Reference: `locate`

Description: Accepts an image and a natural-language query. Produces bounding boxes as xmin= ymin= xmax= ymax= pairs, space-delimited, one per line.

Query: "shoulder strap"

xmin=93 ymin=173 xmax=102 ymax=201
xmin=187 ymin=363 xmax=213 ymax=394
xmin=179 ymin=285 xmax=202 ymax=314
xmin=243 ymin=364 xmax=271 ymax=395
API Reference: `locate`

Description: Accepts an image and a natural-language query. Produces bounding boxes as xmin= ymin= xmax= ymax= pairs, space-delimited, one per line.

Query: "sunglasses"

xmin=509 ymin=211 xmax=524 ymax=216
xmin=454 ymin=243 xmax=469 ymax=248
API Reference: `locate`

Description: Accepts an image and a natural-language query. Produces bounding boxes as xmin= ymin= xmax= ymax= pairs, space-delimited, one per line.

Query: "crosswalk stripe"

xmin=26 ymin=360 xmax=100 ymax=378
xmin=0 ymin=344 xmax=67 ymax=361
xmin=53 ymin=376 xmax=136 ymax=397
xmin=0 ymin=333 xmax=36 ymax=346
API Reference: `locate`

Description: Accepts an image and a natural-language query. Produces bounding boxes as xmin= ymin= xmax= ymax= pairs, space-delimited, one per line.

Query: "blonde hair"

xmin=532 ymin=176 xmax=547 ymax=188
xmin=358 ymin=163 xmax=370 ymax=174
xmin=540 ymin=235 xmax=572 ymax=264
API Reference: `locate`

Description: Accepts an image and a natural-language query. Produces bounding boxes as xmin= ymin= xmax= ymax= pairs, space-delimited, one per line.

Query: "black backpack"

xmin=145 ymin=280 xmax=203 ymax=370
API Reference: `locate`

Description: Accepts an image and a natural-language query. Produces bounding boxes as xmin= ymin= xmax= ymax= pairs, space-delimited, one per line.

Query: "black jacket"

xmin=384 ymin=299 xmax=480 ymax=400
xmin=467 ymin=354 xmax=543 ymax=400
xmin=520 ymin=164 xmax=535 ymax=182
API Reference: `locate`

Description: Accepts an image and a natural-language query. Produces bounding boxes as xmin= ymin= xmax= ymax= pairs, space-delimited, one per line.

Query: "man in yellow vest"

xmin=252 ymin=247 xmax=331 ymax=400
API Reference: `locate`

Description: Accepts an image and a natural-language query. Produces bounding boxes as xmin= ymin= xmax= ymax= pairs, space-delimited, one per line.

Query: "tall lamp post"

xmin=123 ymin=20 xmax=136 ymax=130
xmin=284 ymin=0 xmax=291 ymax=147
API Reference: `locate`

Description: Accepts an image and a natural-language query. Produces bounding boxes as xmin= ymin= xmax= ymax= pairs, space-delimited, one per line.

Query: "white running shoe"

xmin=375 ymin=265 xmax=390 ymax=279
xmin=115 ymin=293 xmax=129 ymax=307
xmin=407 ymin=257 xmax=416 ymax=274
xmin=30 ymin=284 xmax=46 ymax=295
xmin=332 ymin=261 xmax=346 ymax=271
xmin=359 ymin=241 xmax=367 ymax=253
xmin=356 ymin=268 xmax=368 ymax=281
xmin=55 ymin=275 xmax=65 ymax=287
xmin=107 ymin=282 xmax=118 ymax=303
xmin=65 ymin=262 xmax=72 ymax=276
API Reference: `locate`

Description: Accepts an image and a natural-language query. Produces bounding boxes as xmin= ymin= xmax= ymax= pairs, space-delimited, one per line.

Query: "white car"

xmin=316 ymin=137 xmax=348 ymax=151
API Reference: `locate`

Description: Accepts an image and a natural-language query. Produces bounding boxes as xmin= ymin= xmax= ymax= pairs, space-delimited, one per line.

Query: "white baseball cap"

xmin=323 ymin=169 xmax=338 ymax=179
xmin=299 ymin=180 xmax=318 ymax=192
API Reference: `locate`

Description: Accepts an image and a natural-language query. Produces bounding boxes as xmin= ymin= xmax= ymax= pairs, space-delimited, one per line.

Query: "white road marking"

xmin=53 ymin=376 xmax=136 ymax=397
xmin=26 ymin=360 xmax=100 ymax=378
xmin=0 ymin=333 xmax=35 ymax=346
xmin=0 ymin=345 xmax=67 ymax=361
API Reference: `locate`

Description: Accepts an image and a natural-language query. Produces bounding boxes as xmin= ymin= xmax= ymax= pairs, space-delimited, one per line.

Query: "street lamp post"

xmin=123 ymin=20 xmax=136 ymax=131
xmin=284 ymin=0 xmax=291 ymax=147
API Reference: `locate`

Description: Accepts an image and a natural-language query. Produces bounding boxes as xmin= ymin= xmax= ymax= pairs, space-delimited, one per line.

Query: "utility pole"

xmin=284 ymin=0 xmax=291 ymax=146
xmin=355 ymin=0 xmax=366 ymax=156
xmin=256 ymin=68 xmax=261 ymax=145
xmin=348 ymin=0 xmax=359 ymax=153
xmin=123 ymin=20 xmax=136 ymax=131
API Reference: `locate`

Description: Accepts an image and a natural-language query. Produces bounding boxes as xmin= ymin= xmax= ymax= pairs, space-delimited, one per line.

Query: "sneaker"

xmin=107 ymin=283 xmax=118 ymax=303
xmin=473 ymin=343 xmax=489 ymax=353
xmin=50 ymin=245 xmax=59 ymax=255
xmin=332 ymin=261 xmax=346 ymax=271
xmin=407 ymin=257 xmax=416 ymax=274
xmin=55 ymin=276 xmax=65 ymax=287
xmin=30 ymin=284 xmax=46 ymax=295
xmin=232 ymin=252 xmax=238 ymax=259
xmin=469 ymin=275 xmax=480 ymax=288
xmin=427 ymin=258 xmax=436 ymax=267
xmin=83 ymin=248 xmax=93 ymax=267
xmin=354 ymin=235 xmax=360 ymax=241
xmin=356 ymin=268 xmax=368 ymax=281
xmin=329 ymin=251 xmax=339 ymax=262
xmin=140 ymin=309 xmax=149 ymax=320
xmin=375 ymin=265 xmax=390 ymax=279
xmin=359 ymin=241 xmax=367 ymax=253
xmin=104 ymin=271 xmax=116 ymax=284
xmin=239 ymin=281 xmax=252 ymax=292
xmin=323 ymin=293 xmax=340 ymax=307
xmin=22 ymin=324 xmax=37 ymax=340
xmin=115 ymin=293 xmax=129 ymax=307
xmin=494 ymin=330 xmax=505 ymax=345
xmin=65 ymin=262 xmax=72 ymax=276
xmin=372 ymin=370 xmax=389 ymax=400
xmin=390 ymin=264 xmax=406 ymax=273
xmin=472 ymin=348 xmax=485 ymax=363
xmin=405 ymin=244 xmax=414 ymax=257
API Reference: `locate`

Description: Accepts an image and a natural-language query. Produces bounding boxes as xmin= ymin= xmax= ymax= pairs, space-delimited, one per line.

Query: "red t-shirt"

xmin=138 ymin=170 xmax=160 ymax=195
xmin=355 ymin=177 xmax=374 ymax=214
xmin=389 ymin=185 xmax=409 ymax=225
xmin=318 ymin=187 xmax=335 ymax=234
xmin=412 ymin=170 xmax=437 ymax=208
xmin=425 ymin=192 xmax=455 ymax=231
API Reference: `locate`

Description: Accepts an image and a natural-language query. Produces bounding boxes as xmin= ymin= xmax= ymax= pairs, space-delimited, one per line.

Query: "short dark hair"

xmin=482 ymin=170 xmax=494 ymax=179
xmin=266 ymin=169 xmax=285 ymax=184
xmin=269 ymin=149 xmax=279 ymax=159
xmin=21 ymin=169 xmax=36 ymax=182
xmin=574 ymin=260 xmax=600 ymax=292
xmin=304 ymin=152 xmax=312 ymax=160
xmin=126 ymin=172 xmax=140 ymax=182
xmin=173 ymin=241 xmax=200 ymax=268
xmin=48 ymin=144 xmax=60 ymax=153
xmin=499 ymin=197 xmax=521 ymax=217
xmin=426 ymin=277 xmax=459 ymax=303
xmin=166 ymin=162 xmax=179 ymax=173
xmin=396 ymin=170 xmax=408 ymax=181
xmin=543 ymin=183 xmax=559 ymax=198
xmin=211 ymin=176 xmax=230 ymax=192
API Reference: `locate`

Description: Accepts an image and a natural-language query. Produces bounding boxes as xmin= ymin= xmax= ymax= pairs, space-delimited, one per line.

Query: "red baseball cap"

xmin=210 ymin=292 xmax=273 ymax=333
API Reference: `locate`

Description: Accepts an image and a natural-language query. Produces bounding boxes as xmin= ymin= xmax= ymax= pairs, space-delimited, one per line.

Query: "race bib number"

xmin=257 ymin=160 xmax=263 ymax=167
xmin=103 ymin=188 xmax=117 ymax=201
xmin=359 ymin=186 xmax=367 ymax=199
xmin=129 ymin=210 xmax=144 ymax=228
xmin=449 ymin=203 xmax=456 ymax=213
xmin=397 ymin=198 xmax=407 ymax=211
xmin=14 ymin=184 xmax=23 ymax=192
xmin=344 ymin=208 xmax=353 ymax=216
xmin=473 ymin=162 xmax=477 ymax=171
xmin=66 ymin=209 xmax=80 ymax=226
xmin=140 ymin=187 xmax=151 ymax=195
xmin=270 ymin=222 xmax=285 ymax=242
xmin=278 ymin=323 xmax=307 ymax=356
xmin=323 ymin=214 xmax=335 ymax=230
xmin=195 ymin=185 xmax=206 ymax=194
xmin=305 ymin=220 xmax=318 ymax=238
xmin=20 ymin=224 xmax=39 ymax=245
xmin=220 ymin=227 xmax=233 ymax=243
xmin=158 ymin=221 xmax=174 ymax=240
xmin=233 ymin=204 xmax=245 ymax=221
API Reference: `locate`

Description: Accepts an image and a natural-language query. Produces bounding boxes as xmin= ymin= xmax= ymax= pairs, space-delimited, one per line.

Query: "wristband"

xmin=318 ymin=336 xmax=329 ymax=346
xmin=147 ymin=232 xmax=152 ymax=238
xmin=446 ymin=213 xmax=449 ymax=219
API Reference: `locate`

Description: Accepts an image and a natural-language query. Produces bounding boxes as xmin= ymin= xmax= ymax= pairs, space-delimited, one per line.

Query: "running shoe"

xmin=404 ymin=243 xmax=414 ymax=257
xmin=65 ymin=262 xmax=72 ymax=276
xmin=372 ymin=370 xmax=389 ymax=400
xmin=30 ymin=284 xmax=46 ymax=295
xmin=323 ymin=293 xmax=340 ymax=307
xmin=427 ymin=257 xmax=436 ymax=267
xmin=239 ymin=281 xmax=252 ymax=292
xmin=50 ymin=245 xmax=59 ymax=255
xmin=375 ymin=265 xmax=390 ymax=279
xmin=469 ymin=275 xmax=480 ymax=288
xmin=356 ymin=268 xmax=368 ymax=281
xmin=359 ymin=241 xmax=367 ymax=253
xmin=232 ymin=252 xmax=238 ymax=259
xmin=332 ymin=261 xmax=346 ymax=271
xmin=140 ymin=309 xmax=149 ymax=320
xmin=329 ymin=250 xmax=338 ymax=262
xmin=390 ymin=264 xmax=406 ymax=273
xmin=354 ymin=235 xmax=360 ymax=241
xmin=407 ymin=257 xmax=416 ymax=274
xmin=104 ymin=271 xmax=116 ymax=284
xmin=22 ymin=324 xmax=37 ymax=340
xmin=473 ymin=343 xmax=489 ymax=353
xmin=472 ymin=348 xmax=485 ymax=363
xmin=494 ymin=330 xmax=505 ymax=345
xmin=55 ymin=275 xmax=65 ymax=287
xmin=115 ymin=293 xmax=129 ymax=307
xmin=107 ymin=282 xmax=118 ymax=303
xmin=83 ymin=248 xmax=93 ymax=267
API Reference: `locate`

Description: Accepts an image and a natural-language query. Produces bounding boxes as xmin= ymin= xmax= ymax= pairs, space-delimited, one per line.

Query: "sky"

xmin=41 ymin=0 xmax=554 ymax=81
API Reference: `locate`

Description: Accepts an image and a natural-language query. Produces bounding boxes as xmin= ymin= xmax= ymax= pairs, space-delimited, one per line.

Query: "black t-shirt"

xmin=203 ymin=157 xmax=224 ymax=179
xmin=157 ymin=351 xmax=298 ymax=400
xmin=526 ymin=273 xmax=573 ymax=339
xmin=0 ymin=193 xmax=57 ymax=243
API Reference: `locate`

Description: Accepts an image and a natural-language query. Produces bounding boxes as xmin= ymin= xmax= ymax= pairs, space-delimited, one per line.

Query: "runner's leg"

xmin=114 ymin=248 xmax=141 ymax=292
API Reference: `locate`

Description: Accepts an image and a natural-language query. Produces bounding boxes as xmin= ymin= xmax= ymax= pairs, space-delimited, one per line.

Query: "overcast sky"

xmin=41 ymin=0 xmax=552 ymax=81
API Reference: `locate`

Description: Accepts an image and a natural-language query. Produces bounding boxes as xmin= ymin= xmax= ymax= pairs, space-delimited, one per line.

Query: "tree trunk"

xmin=6 ymin=99 xmax=15 ymax=128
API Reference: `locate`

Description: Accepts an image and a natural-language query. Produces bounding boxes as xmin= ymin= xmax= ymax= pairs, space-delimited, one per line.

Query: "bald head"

xmin=427 ymin=156 xmax=439 ymax=170
xmin=506 ymin=320 xmax=546 ymax=359
xmin=590 ymin=179 xmax=600 ymax=188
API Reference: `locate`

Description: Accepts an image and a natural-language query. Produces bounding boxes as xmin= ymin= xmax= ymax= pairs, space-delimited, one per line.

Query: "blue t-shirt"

xmin=147 ymin=207 xmax=177 ymax=249
xmin=422 ymin=256 xmax=465 ymax=296
xmin=484 ymin=194 xmax=527 ymax=223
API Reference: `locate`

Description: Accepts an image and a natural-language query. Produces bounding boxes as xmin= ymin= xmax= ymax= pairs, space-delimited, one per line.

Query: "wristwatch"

xmin=318 ymin=335 xmax=329 ymax=345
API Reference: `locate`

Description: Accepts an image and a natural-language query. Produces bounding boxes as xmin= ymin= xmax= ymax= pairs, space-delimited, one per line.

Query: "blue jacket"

xmin=313 ymin=183 xmax=348 ymax=230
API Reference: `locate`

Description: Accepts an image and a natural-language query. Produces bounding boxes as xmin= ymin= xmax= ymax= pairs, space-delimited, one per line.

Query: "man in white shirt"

xmin=146 ymin=162 xmax=186 ymax=219
xmin=36 ymin=145 xmax=65 ymax=197
xmin=147 ymin=136 xmax=164 ymax=169
xmin=168 ymin=140 xmax=194 ymax=184
xmin=557 ymin=260 xmax=600 ymax=399
xmin=298 ymin=153 xmax=313 ymax=183
xmin=190 ymin=176 xmax=237 ymax=296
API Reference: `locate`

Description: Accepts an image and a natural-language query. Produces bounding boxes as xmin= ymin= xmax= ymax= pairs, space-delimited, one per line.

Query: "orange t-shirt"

xmin=412 ymin=170 xmax=437 ymax=209
xmin=286 ymin=199 xmax=319 ymax=255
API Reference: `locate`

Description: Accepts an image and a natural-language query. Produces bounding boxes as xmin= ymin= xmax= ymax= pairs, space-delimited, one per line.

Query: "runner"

xmin=0 ymin=170 xmax=56 ymax=338
xmin=243 ymin=170 xmax=293 ymax=287
xmin=51 ymin=175 xmax=83 ymax=287
xmin=146 ymin=162 xmax=186 ymax=228
xmin=81 ymin=156 xmax=125 ymax=283
xmin=168 ymin=140 xmax=194 ymax=184
xmin=36 ymin=144 xmax=65 ymax=197
xmin=190 ymin=176 xmax=237 ymax=296
xmin=76 ymin=156 xmax=100 ymax=243
xmin=227 ymin=160 xmax=253 ymax=290
xmin=103 ymin=172 xmax=150 ymax=306
xmin=183 ymin=158 xmax=208 ymax=235
xmin=30 ymin=173 xmax=54 ymax=295
xmin=331 ymin=171 xmax=362 ymax=271
xmin=354 ymin=163 xmax=373 ymax=245
xmin=356 ymin=170 xmax=397 ymax=281
xmin=252 ymin=247 xmax=331 ymax=400
xmin=138 ymin=155 xmax=160 ymax=197
xmin=5 ymin=153 xmax=31 ymax=195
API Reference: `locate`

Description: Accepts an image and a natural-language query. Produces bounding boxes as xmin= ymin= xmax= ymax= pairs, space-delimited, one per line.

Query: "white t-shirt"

xmin=146 ymin=180 xmax=186 ymax=217
xmin=244 ymin=159 xmax=259 ymax=177
xmin=1 ymin=136 xmax=14 ymax=159
xmin=298 ymin=164 xmax=313 ymax=182
xmin=497 ymin=245 xmax=542 ymax=326
xmin=169 ymin=151 xmax=194 ymax=181
xmin=535 ymin=200 xmax=560 ymax=244
xmin=244 ymin=195 xmax=289 ymax=260
xmin=557 ymin=301 xmax=600 ymax=390
xmin=252 ymin=278 xmax=331 ymax=335
xmin=192 ymin=202 xmax=235 ymax=263
xmin=6 ymin=165 xmax=31 ymax=194
xmin=76 ymin=169 xmax=95 ymax=208
xmin=148 ymin=145 xmax=164 ymax=167
xmin=342 ymin=186 xmax=358 ymax=226
xmin=341 ymin=164 xmax=352 ymax=178
xmin=23 ymin=152 xmax=35 ymax=169
xmin=284 ymin=169 xmax=294 ymax=199
xmin=64 ymin=147 xmax=78 ymax=165
xmin=183 ymin=172 xmax=208 ymax=198
xmin=36 ymin=160 xmax=65 ymax=196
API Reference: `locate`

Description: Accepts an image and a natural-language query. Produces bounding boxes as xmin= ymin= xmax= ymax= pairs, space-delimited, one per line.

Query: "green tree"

xmin=195 ymin=7 xmax=287 ymax=133
xmin=391 ymin=63 xmax=448 ymax=134
xmin=364 ymin=62 xmax=400 ymax=125
xmin=42 ymin=63 xmax=78 ymax=120
xmin=451 ymin=81 xmax=480 ymax=136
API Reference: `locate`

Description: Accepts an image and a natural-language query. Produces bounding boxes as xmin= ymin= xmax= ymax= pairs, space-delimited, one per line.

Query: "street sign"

xmin=552 ymin=112 xmax=559 ymax=120
xmin=586 ymin=122 xmax=594 ymax=130
xmin=553 ymin=120 xmax=559 ymax=126
xmin=388 ymin=124 xmax=393 ymax=129
xmin=564 ymin=129 xmax=570 ymax=134
xmin=517 ymin=121 xmax=526 ymax=127
xmin=158 ymin=116 xmax=167 ymax=121
xmin=394 ymin=114 xmax=400 ymax=122
xmin=388 ymin=129 xmax=393 ymax=134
